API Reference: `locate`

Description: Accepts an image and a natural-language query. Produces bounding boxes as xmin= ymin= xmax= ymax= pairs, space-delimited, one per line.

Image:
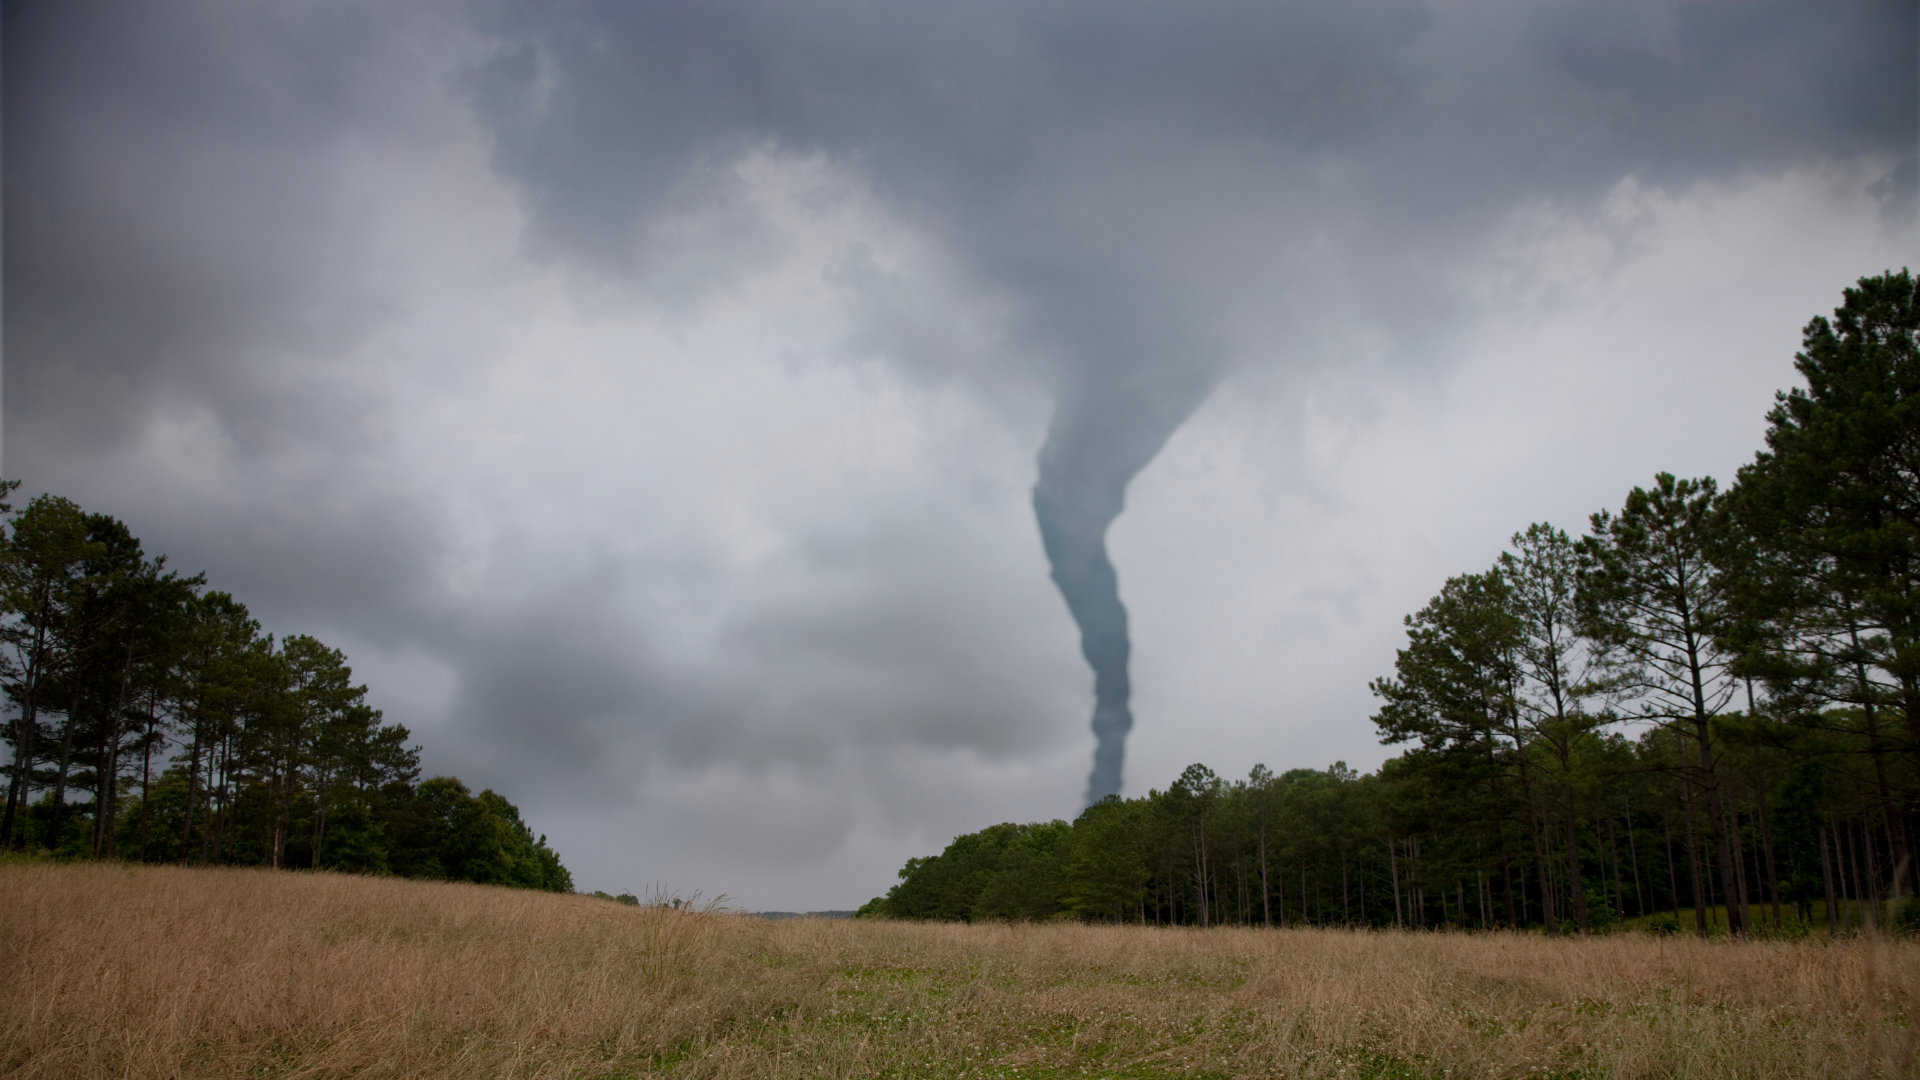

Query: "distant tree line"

xmin=0 ymin=494 xmax=571 ymax=891
xmin=861 ymin=271 xmax=1920 ymax=938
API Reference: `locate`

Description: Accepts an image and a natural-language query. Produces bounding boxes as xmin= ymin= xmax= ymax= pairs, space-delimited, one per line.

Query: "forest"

xmin=861 ymin=271 xmax=1920 ymax=939
xmin=0 ymin=490 xmax=572 ymax=891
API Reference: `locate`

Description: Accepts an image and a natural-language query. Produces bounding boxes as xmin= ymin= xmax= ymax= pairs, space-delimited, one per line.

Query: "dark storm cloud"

xmin=458 ymin=0 xmax=1916 ymax=797
xmin=415 ymin=509 xmax=1084 ymax=806
xmin=6 ymin=1 xmax=433 ymax=441
xmin=466 ymin=0 xmax=1913 ymax=306
xmin=2 ymin=0 xmax=468 ymax=621
xmin=4 ymin=0 xmax=1914 ymax=817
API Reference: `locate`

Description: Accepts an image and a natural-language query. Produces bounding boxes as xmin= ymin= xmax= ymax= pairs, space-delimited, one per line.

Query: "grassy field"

xmin=2 ymin=862 xmax=1916 ymax=1079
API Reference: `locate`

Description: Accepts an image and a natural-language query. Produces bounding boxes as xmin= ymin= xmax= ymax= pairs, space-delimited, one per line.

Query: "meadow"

xmin=2 ymin=862 xmax=1915 ymax=1080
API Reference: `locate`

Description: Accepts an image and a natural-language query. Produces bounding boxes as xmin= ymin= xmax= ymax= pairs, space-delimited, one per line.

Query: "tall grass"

xmin=2 ymin=862 xmax=1914 ymax=1078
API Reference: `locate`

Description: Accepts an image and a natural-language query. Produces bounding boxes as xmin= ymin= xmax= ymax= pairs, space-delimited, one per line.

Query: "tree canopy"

xmin=0 ymin=492 xmax=571 ymax=893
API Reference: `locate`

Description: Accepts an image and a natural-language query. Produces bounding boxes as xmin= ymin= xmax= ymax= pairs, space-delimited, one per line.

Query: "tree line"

xmin=0 ymin=492 xmax=572 ymax=891
xmin=860 ymin=271 xmax=1920 ymax=937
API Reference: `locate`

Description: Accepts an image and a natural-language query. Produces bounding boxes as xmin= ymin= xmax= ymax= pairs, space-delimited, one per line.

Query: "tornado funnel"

xmin=1034 ymin=368 xmax=1214 ymax=805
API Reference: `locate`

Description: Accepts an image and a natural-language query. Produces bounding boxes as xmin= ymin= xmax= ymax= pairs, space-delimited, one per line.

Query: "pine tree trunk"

xmin=94 ymin=636 xmax=137 ymax=858
xmin=1663 ymin=811 xmax=1679 ymax=918
xmin=1624 ymin=798 xmax=1644 ymax=916
xmin=1516 ymin=854 xmax=1530 ymax=927
xmin=1604 ymin=811 xmax=1623 ymax=919
xmin=201 ymin=746 xmax=220 ymax=863
xmin=3 ymin=698 xmax=35 ymax=850
xmin=1820 ymin=826 xmax=1839 ymax=936
xmin=1388 ymin=839 xmax=1401 ymax=929
xmin=1563 ymin=777 xmax=1588 ymax=933
xmin=1755 ymin=774 xmax=1781 ymax=930
xmin=1189 ymin=824 xmax=1206 ymax=928
xmin=1235 ymin=852 xmax=1247 ymax=925
xmin=1498 ymin=851 xmax=1516 ymax=929
xmin=1681 ymin=777 xmax=1708 ymax=936
xmin=93 ymin=728 xmax=118 ymax=857
xmin=1275 ymin=845 xmax=1286 ymax=926
xmin=1533 ymin=811 xmax=1557 ymax=933
xmin=312 ymin=777 xmax=330 ymax=871
xmin=92 ymin=732 xmax=111 ymax=856
xmin=1728 ymin=805 xmax=1751 ymax=932
xmin=1259 ymin=825 xmax=1270 ymax=928
xmin=1834 ymin=813 xmax=1855 ymax=930
xmin=1858 ymin=814 xmax=1873 ymax=926
xmin=1165 ymin=860 xmax=1175 ymax=926
xmin=212 ymin=736 xmax=234 ymax=864
xmin=1850 ymin=624 xmax=1914 ymax=896
xmin=177 ymin=725 xmax=204 ymax=863
xmin=2 ymin=694 xmax=33 ymax=848
xmin=1900 ymin=671 xmax=1920 ymax=893
xmin=137 ymin=697 xmax=156 ymax=863
xmin=1693 ymin=727 xmax=1744 ymax=935
xmin=3 ymin=600 xmax=53 ymax=849
xmin=271 ymin=743 xmax=298 ymax=870
xmin=47 ymin=682 xmax=84 ymax=852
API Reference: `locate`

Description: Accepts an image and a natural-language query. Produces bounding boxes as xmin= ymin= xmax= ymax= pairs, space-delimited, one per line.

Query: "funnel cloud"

xmin=1035 ymin=357 xmax=1222 ymax=802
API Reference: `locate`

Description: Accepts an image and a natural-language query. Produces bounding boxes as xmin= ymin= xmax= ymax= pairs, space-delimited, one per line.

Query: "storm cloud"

xmin=6 ymin=0 xmax=1914 ymax=903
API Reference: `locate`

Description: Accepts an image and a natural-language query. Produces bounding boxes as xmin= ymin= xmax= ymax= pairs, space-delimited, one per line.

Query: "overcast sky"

xmin=7 ymin=0 xmax=1916 ymax=908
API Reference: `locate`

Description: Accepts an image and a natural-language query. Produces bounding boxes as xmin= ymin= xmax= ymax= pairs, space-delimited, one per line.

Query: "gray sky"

xmin=7 ymin=0 xmax=1916 ymax=907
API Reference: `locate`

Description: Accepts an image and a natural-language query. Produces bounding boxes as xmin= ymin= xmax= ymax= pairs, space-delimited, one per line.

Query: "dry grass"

xmin=3 ymin=862 xmax=1916 ymax=1079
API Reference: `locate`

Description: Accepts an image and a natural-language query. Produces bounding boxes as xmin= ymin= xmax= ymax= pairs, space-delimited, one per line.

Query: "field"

xmin=2 ymin=863 xmax=1916 ymax=1079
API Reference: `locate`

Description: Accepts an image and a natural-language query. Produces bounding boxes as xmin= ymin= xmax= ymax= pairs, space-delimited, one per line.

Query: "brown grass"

xmin=2 ymin=862 xmax=1916 ymax=1079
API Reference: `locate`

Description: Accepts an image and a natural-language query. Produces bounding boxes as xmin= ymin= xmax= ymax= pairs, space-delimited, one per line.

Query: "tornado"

xmin=1034 ymin=366 xmax=1216 ymax=805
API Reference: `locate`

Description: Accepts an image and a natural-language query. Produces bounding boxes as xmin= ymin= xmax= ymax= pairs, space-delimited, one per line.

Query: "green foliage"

xmin=0 ymin=488 xmax=573 ymax=896
xmin=871 ymin=820 xmax=1072 ymax=921
xmin=320 ymin=799 xmax=391 ymax=874
xmin=1583 ymin=886 xmax=1618 ymax=931
xmin=389 ymin=778 xmax=572 ymax=891
xmin=1642 ymin=912 xmax=1681 ymax=935
xmin=1060 ymin=796 xmax=1152 ymax=920
xmin=1890 ymin=897 xmax=1920 ymax=936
